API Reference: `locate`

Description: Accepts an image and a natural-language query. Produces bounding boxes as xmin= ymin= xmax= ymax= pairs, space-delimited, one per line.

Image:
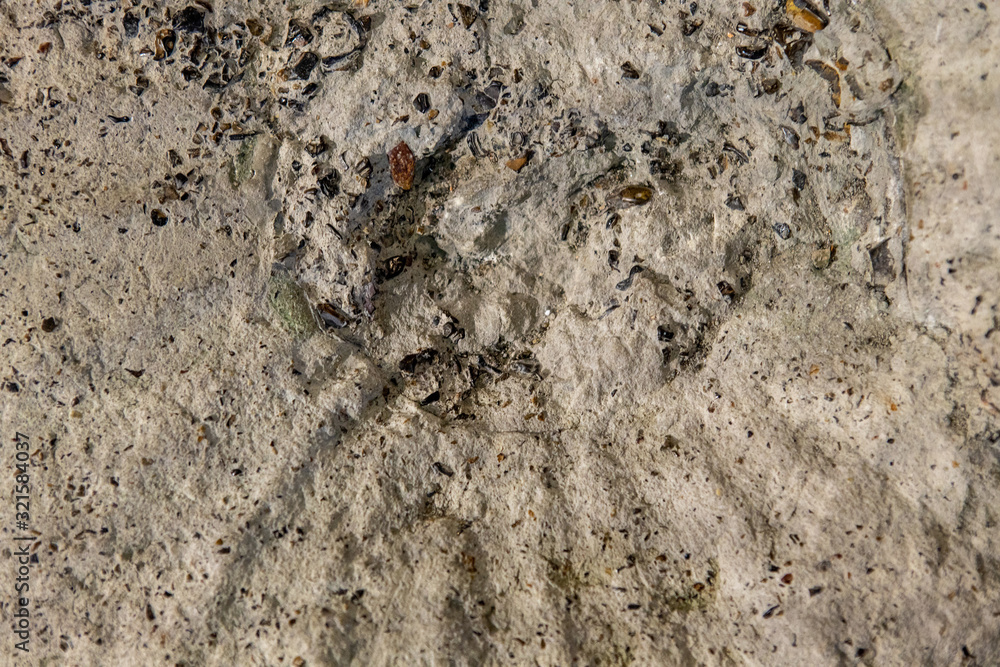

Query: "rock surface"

xmin=1 ymin=0 xmax=998 ymax=664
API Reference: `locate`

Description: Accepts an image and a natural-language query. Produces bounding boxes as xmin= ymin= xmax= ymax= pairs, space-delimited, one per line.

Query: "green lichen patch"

xmin=229 ymin=136 xmax=258 ymax=189
xmin=267 ymin=274 xmax=317 ymax=337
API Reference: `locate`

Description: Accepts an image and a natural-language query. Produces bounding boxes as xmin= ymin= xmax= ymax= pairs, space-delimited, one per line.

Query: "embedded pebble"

xmin=619 ymin=185 xmax=653 ymax=206
xmin=388 ymin=141 xmax=415 ymax=190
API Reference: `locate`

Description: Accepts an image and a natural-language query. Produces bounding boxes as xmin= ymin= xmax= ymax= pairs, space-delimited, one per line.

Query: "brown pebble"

xmin=812 ymin=245 xmax=833 ymax=269
xmin=619 ymin=185 xmax=653 ymax=206
xmin=786 ymin=0 xmax=828 ymax=32
xmin=506 ymin=154 xmax=529 ymax=172
xmin=388 ymin=141 xmax=415 ymax=190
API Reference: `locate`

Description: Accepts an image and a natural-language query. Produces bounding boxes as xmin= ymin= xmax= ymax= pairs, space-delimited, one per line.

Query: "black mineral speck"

xmin=792 ymin=169 xmax=807 ymax=190
xmin=657 ymin=326 xmax=674 ymax=342
xmin=413 ymin=92 xmax=430 ymax=113
xmin=725 ymin=195 xmax=745 ymax=211
xmin=173 ymin=6 xmax=205 ymax=33
xmin=151 ymin=209 xmax=168 ymax=227
xmin=621 ymin=61 xmax=640 ymax=79
xmin=773 ymin=223 xmax=792 ymax=240
xmin=736 ymin=46 xmax=767 ymax=60
xmin=41 ymin=317 xmax=59 ymax=332
xmin=422 ymin=392 xmax=441 ymax=407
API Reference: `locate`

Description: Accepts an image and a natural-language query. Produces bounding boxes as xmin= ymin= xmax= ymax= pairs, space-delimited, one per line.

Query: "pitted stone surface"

xmin=0 ymin=1 xmax=998 ymax=664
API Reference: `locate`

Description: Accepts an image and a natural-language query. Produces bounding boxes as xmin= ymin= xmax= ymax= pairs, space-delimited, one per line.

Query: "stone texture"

xmin=0 ymin=0 xmax=997 ymax=664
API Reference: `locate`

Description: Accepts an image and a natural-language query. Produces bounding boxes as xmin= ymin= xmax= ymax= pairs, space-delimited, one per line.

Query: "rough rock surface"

xmin=1 ymin=0 xmax=998 ymax=664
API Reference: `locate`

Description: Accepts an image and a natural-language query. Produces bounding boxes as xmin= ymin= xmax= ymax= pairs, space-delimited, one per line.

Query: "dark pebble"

xmin=725 ymin=195 xmax=745 ymax=211
xmin=285 ymin=19 xmax=313 ymax=47
xmin=151 ymin=209 xmax=168 ymax=226
xmin=413 ymin=92 xmax=430 ymax=113
xmin=318 ymin=170 xmax=340 ymax=197
xmin=173 ymin=6 xmax=205 ymax=33
xmin=423 ymin=392 xmax=442 ymax=407
xmin=122 ymin=12 xmax=140 ymax=38
xmin=290 ymin=52 xmax=319 ymax=80
xmin=773 ymin=223 xmax=792 ymax=240
xmin=792 ymin=169 xmax=807 ymax=190
xmin=457 ymin=4 xmax=478 ymax=28
xmin=657 ymin=326 xmax=674 ymax=342
xmin=621 ymin=61 xmax=640 ymax=79
xmin=736 ymin=46 xmax=767 ymax=60
xmin=41 ymin=317 xmax=59 ymax=332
